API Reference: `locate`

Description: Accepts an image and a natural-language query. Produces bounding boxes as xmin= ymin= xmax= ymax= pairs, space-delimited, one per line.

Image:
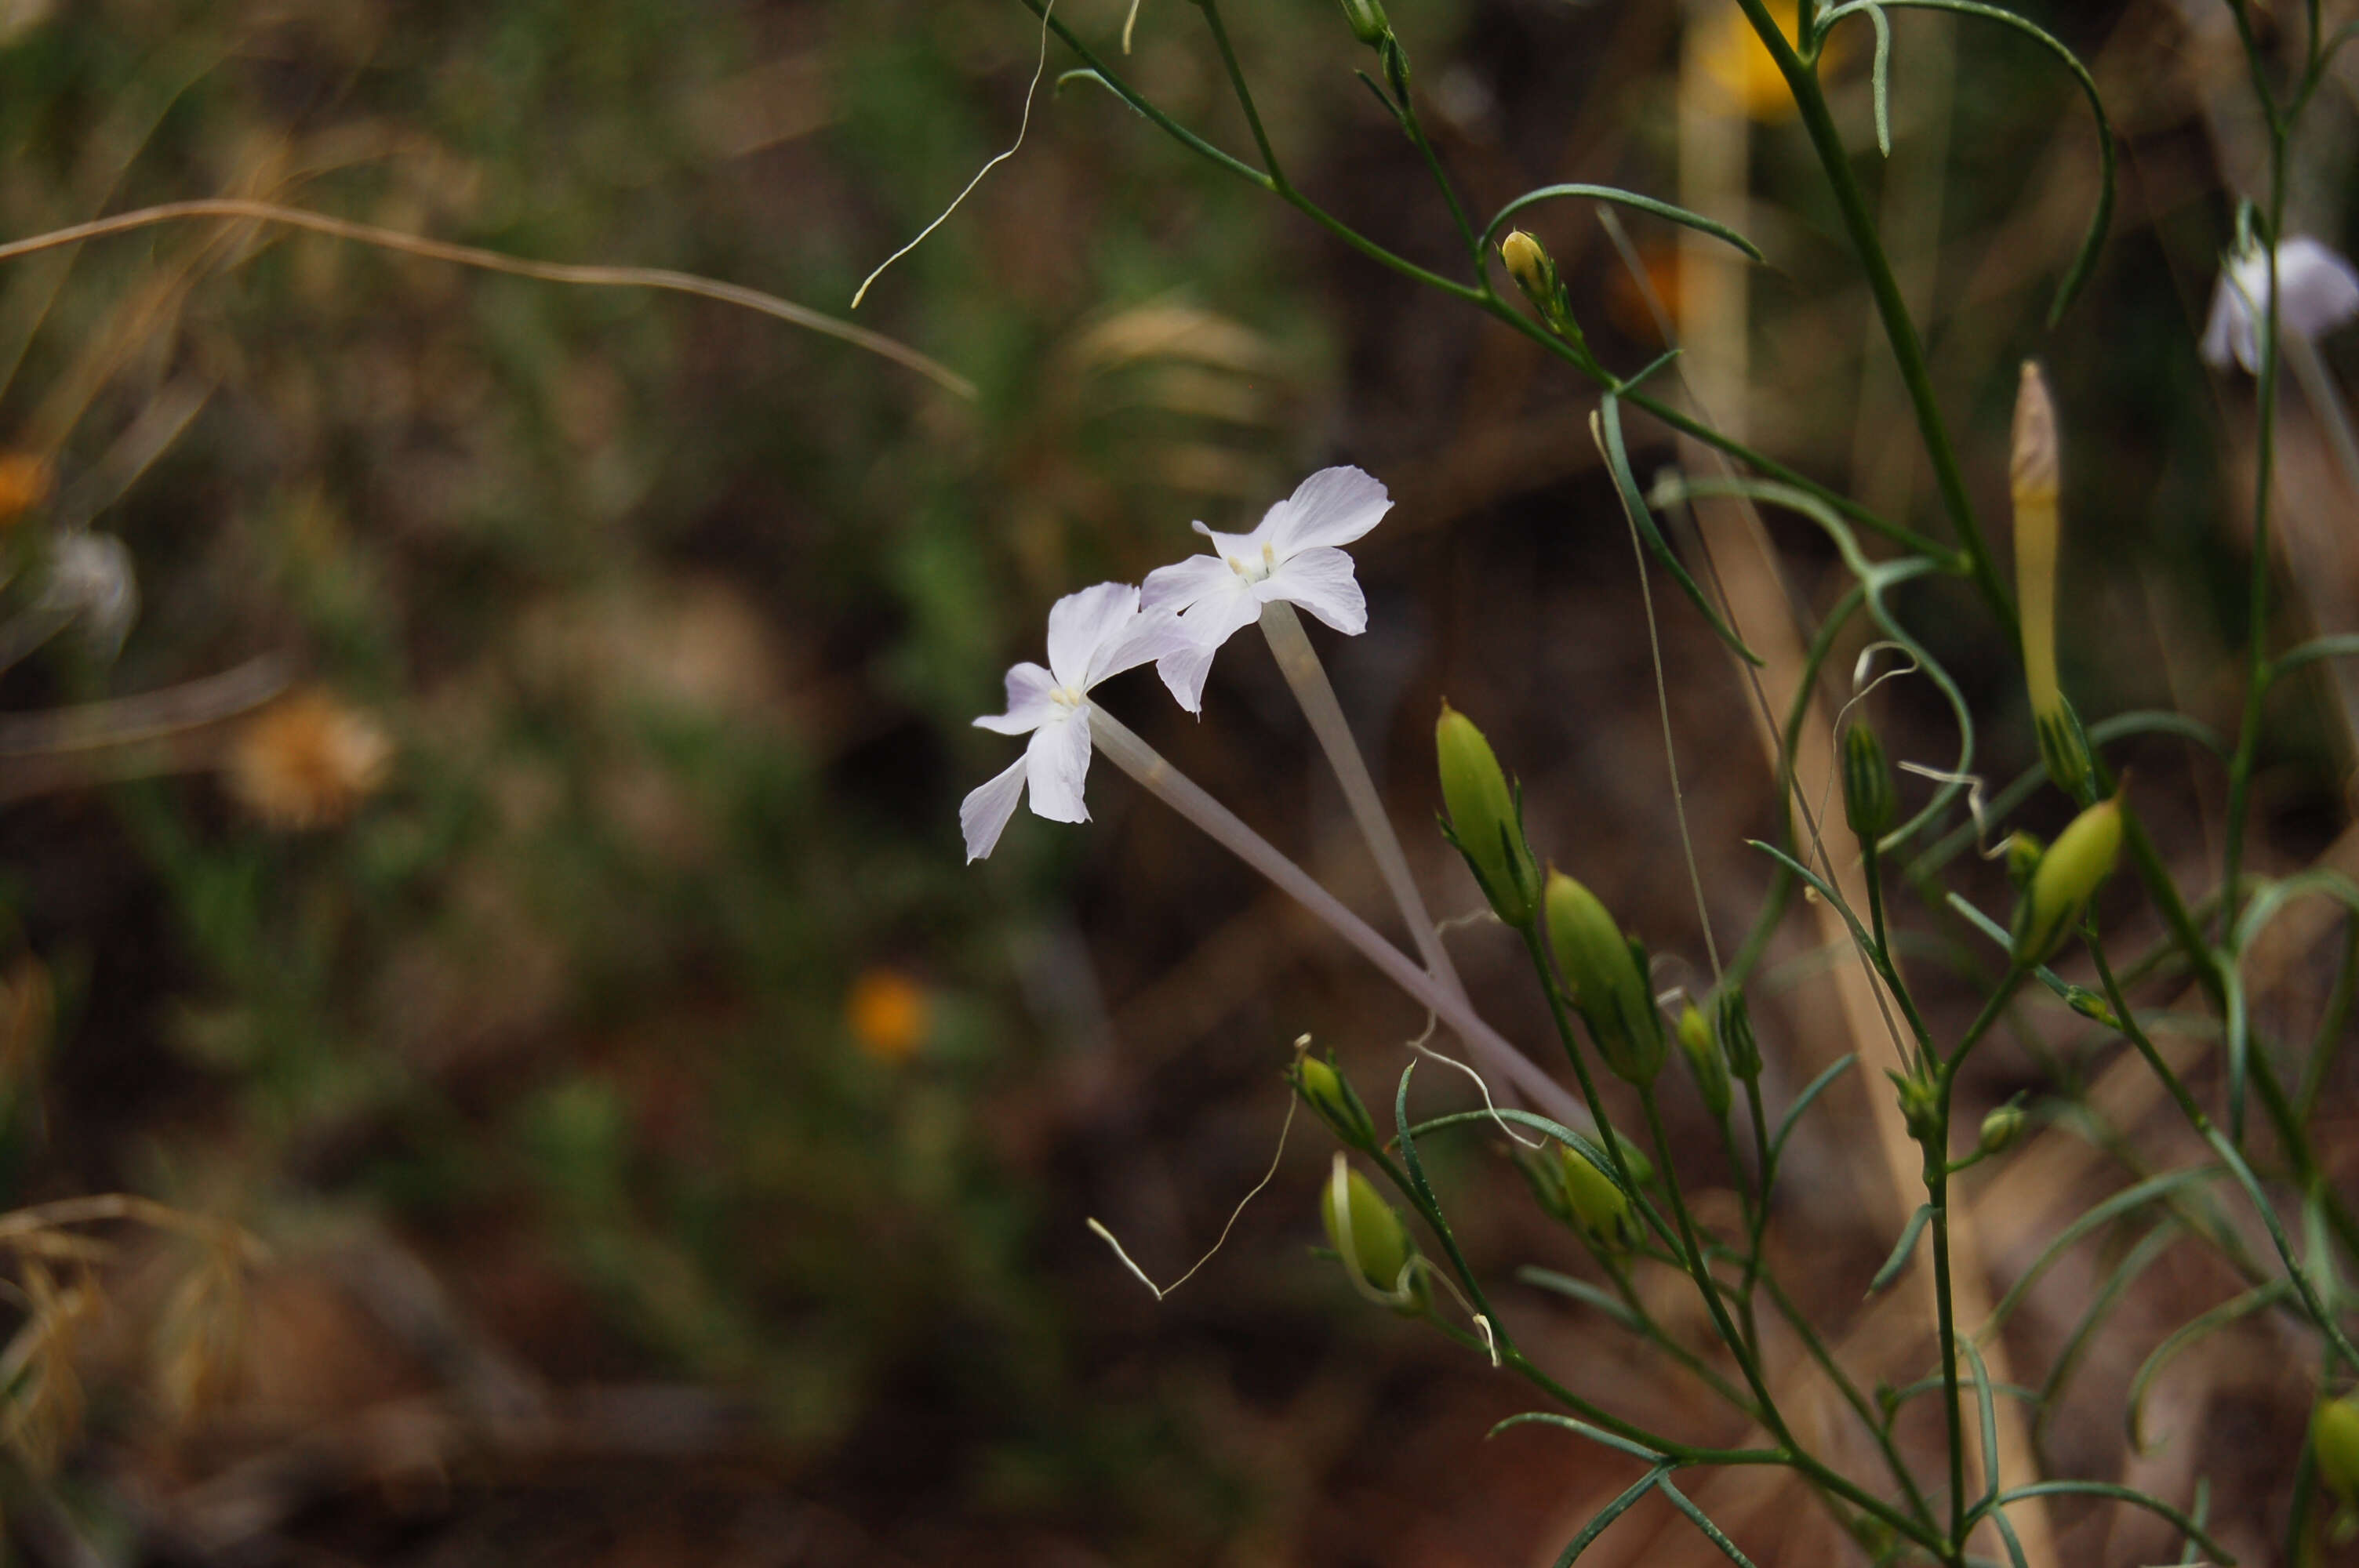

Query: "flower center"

xmin=1224 ymin=541 xmax=1279 ymax=583
xmin=1049 ymin=685 xmax=1087 ymax=710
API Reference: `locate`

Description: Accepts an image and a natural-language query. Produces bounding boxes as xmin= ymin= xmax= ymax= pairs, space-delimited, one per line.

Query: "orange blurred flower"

xmin=0 ymin=453 xmax=53 ymax=529
xmin=224 ymin=689 xmax=393 ymax=830
xmin=846 ymin=967 xmax=930 ymax=1065
xmin=1694 ymin=1 xmax=1839 ymax=123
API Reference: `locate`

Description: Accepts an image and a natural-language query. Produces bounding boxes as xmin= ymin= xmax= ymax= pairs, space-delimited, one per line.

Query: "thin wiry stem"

xmin=1088 ymin=709 xmax=1588 ymax=1130
xmin=0 ymin=198 xmax=976 ymax=398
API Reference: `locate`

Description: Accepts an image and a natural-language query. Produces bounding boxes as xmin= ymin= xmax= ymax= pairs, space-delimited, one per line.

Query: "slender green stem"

xmin=1754 ymin=1266 xmax=1939 ymax=1532
xmin=1927 ymin=1174 xmax=1967 ymax=1559
xmin=1194 ymin=0 xmax=1284 ymax=187
xmin=1727 ymin=0 xmax=2016 ymax=642
xmin=2221 ymin=132 xmax=2294 ymax=937
xmin=1636 ymin=1089 xmax=1784 ymax=1428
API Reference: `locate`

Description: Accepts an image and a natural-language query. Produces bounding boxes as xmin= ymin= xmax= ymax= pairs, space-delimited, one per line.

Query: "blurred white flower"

xmin=1140 ymin=466 xmax=1392 ymax=712
xmin=36 ymin=533 xmax=137 ymax=662
xmin=960 ymin=582 xmax=1190 ymax=862
xmin=2202 ymin=236 xmax=2359 ymax=373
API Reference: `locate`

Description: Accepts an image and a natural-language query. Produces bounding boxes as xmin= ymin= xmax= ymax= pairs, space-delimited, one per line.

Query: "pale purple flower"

xmin=2202 ymin=236 xmax=2359 ymax=373
xmin=961 ymin=582 xmax=1191 ymax=862
xmin=1141 ymin=466 xmax=1393 ymax=712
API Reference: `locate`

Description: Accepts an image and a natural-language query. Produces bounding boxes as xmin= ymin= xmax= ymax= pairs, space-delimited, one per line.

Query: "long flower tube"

xmin=1088 ymin=707 xmax=1591 ymax=1132
xmin=1256 ymin=600 xmax=1475 ymax=1012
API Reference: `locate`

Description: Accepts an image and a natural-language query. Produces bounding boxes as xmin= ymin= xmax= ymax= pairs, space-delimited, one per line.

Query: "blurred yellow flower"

xmin=0 ymin=452 xmax=53 ymax=529
xmin=224 ymin=689 xmax=393 ymax=830
xmin=846 ymin=967 xmax=930 ymax=1064
xmin=1695 ymin=1 xmax=1811 ymax=123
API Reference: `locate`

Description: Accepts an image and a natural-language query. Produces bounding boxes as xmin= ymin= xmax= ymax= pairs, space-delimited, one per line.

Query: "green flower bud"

xmin=1891 ymin=1069 xmax=1940 ymax=1141
xmin=2316 ymin=1393 xmax=2359 ymax=1504
xmin=1544 ymin=870 xmax=1663 ymax=1084
xmin=1289 ymin=1046 xmax=1375 ymax=1149
xmin=1978 ymin=1102 xmax=2025 ymax=1156
xmin=2005 ymin=830 xmax=2045 ymax=891
xmin=1559 ymin=1144 xmax=1638 ymax=1254
xmin=1437 ymin=702 xmax=1539 ymax=927
xmin=1677 ymin=1004 xmax=1731 ymax=1120
xmin=1336 ymin=0 xmax=1391 ymax=47
xmin=1499 ymin=230 xmax=1584 ymax=349
xmin=2012 ymin=797 xmax=2123 ymax=965
xmin=1320 ymin=1160 xmax=1416 ymax=1298
xmin=1715 ymin=989 xmax=1761 ymax=1081
xmin=1841 ymin=721 xmax=1896 ymax=844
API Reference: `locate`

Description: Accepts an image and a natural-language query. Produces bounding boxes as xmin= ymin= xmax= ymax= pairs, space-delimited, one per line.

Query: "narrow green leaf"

xmin=1865 ymin=3 xmax=1893 ymax=156
xmin=1771 ymin=1054 xmax=1858 ymax=1165
xmin=1517 ymin=1266 xmax=1645 ymax=1330
xmin=1484 ymin=184 xmax=1764 ymax=262
xmin=1976 ymin=1480 xmax=2230 ymax=1563
xmin=1869 ymin=1203 xmax=1933 ymax=1295
xmin=1814 ymin=0 xmax=2115 ymax=322
xmin=1596 ymin=394 xmax=1765 ymax=666
xmin=2125 ymin=1279 xmax=2292 ymax=1451
xmin=1983 ymin=1167 xmax=2223 ymax=1338
xmin=1547 ymin=1468 xmax=1669 ymax=1566
xmin=1659 ymin=1479 xmax=1759 ymax=1566
xmin=1488 ymin=1410 xmax=1667 ymax=1464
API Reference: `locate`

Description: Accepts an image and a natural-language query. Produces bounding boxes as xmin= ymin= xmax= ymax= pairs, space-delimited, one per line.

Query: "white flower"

xmin=960 ymin=581 xmax=1190 ymax=862
xmin=2202 ymin=236 xmax=2359 ymax=373
xmin=1140 ymin=466 xmax=1393 ymax=712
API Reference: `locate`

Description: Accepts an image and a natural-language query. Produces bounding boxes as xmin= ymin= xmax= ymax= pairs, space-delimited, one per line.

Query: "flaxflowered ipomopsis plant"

xmin=954 ymin=1 xmax=2359 ymax=1563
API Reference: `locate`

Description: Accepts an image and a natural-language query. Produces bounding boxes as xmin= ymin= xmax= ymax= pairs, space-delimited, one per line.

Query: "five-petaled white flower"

xmin=1141 ymin=466 xmax=1393 ymax=712
xmin=961 ymin=581 xmax=1190 ymax=862
xmin=2202 ymin=236 xmax=2359 ymax=373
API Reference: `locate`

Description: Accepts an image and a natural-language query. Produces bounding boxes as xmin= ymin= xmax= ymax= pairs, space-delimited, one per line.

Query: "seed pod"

xmin=1677 ymin=1004 xmax=1732 ymax=1120
xmin=1436 ymin=702 xmax=1539 ymax=927
xmin=1978 ymin=1102 xmax=2025 ymax=1156
xmin=2012 ymin=797 xmax=2123 ymax=964
xmin=2317 ymin=1393 xmax=2359 ymax=1503
xmin=1715 ymin=989 xmax=1761 ymax=1081
xmin=1289 ymin=1048 xmax=1375 ymax=1149
xmin=1336 ymin=0 xmax=1391 ymax=47
xmin=1320 ymin=1159 xmax=1416 ymax=1297
xmin=1545 ymin=870 xmax=1663 ymax=1084
xmin=1558 ymin=1144 xmax=1638 ymax=1254
xmin=1841 ymin=721 xmax=1896 ymax=843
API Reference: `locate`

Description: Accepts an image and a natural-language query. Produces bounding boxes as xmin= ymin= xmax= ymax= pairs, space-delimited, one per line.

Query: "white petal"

xmin=1140 ymin=553 xmax=1238 ymax=615
xmin=1092 ymin=604 xmax=1198 ymax=687
xmin=1155 ymin=638 xmax=1218 ymax=713
xmin=1024 ymin=708 xmax=1094 ymax=823
xmin=2201 ymin=274 xmax=2249 ymax=371
xmin=960 ymin=754 xmax=1030 ymax=862
xmin=1045 ymin=582 xmax=1141 ymax=691
xmin=1262 ymin=466 xmax=1391 ymax=557
xmin=972 ymin=661 xmax=1059 ymax=734
xmin=1262 ymin=545 xmax=1367 ymax=635
xmin=1176 ymin=577 xmax=1264 ymax=652
xmin=2277 ymin=237 xmax=2359 ymax=340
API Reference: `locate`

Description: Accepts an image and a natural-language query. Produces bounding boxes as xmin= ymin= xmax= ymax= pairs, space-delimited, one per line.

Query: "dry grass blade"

xmin=0 ymin=198 xmax=976 ymax=398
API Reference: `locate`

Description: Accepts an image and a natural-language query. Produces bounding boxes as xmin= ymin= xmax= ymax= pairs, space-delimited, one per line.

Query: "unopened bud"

xmin=1544 ymin=870 xmax=1663 ymax=1084
xmin=1892 ymin=1069 xmax=1940 ymax=1141
xmin=1558 ymin=1143 xmax=1638 ymax=1254
xmin=1841 ymin=721 xmax=1896 ymax=843
xmin=1336 ymin=0 xmax=1391 ymax=47
xmin=2318 ymin=1394 xmax=2359 ymax=1504
xmin=1979 ymin=1102 xmax=2025 ymax=1156
xmin=2013 ymin=796 xmax=2122 ymax=964
xmin=1437 ymin=702 xmax=1539 ymax=927
xmin=1499 ymin=230 xmax=1585 ymax=349
xmin=1715 ymin=989 xmax=1761 ymax=1080
xmin=1320 ymin=1158 xmax=1417 ymax=1298
xmin=2012 ymin=361 xmax=2092 ymax=796
xmin=1290 ymin=1045 xmax=1375 ymax=1149
xmin=1677 ymin=1004 xmax=1731 ymax=1120
xmin=2005 ymin=830 xmax=2045 ymax=891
